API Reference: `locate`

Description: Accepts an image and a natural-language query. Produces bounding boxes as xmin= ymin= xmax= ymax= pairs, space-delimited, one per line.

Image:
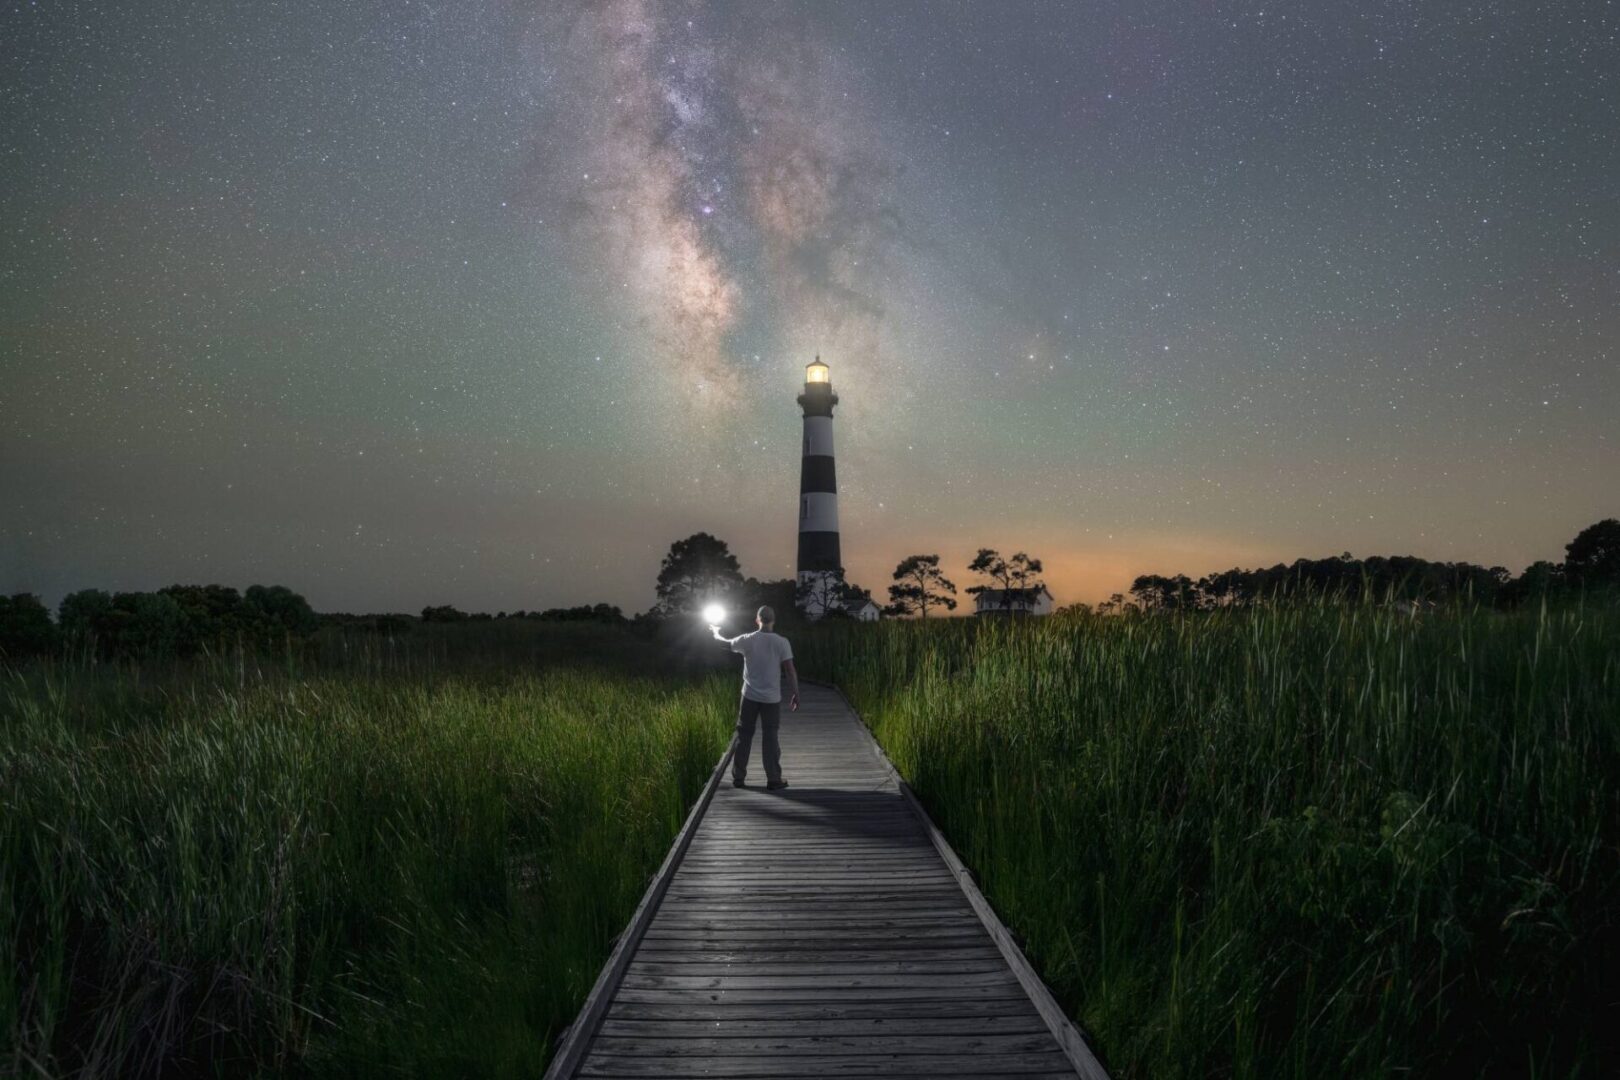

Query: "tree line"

xmin=6 ymin=519 xmax=1611 ymax=658
xmin=649 ymin=532 xmax=1048 ymax=620
xmin=1118 ymin=519 xmax=1620 ymax=613
xmin=0 ymin=584 xmax=319 ymax=660
xmin=0 ymin=585 xmax=635 ymax=661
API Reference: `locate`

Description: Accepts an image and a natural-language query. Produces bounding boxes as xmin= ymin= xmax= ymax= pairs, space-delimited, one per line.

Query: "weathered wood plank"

xmin=627 ymin=959 xmax=1013 ymax=977
xmin=604 ymin=999 xmax=1047 ymax=1022
xmin=611 ymin=985 xmax=1032 ymax=1004
xmin=625 ymin=952 xmax=1004 ymax=965
xmin=595 ymin=1014 xmax=1051 ymax=1037
xmin=638 ymin=934 xmax=997 ymax=951
xmin=587 ymin=1032 xmax=1064 ymax=1055
xmin=577 ymin=1051 xmax=1076 ymax=1077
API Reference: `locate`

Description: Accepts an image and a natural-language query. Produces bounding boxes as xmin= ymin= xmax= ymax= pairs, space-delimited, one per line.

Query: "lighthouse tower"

xmin=796 ymin=357 xmax=842 ymax=617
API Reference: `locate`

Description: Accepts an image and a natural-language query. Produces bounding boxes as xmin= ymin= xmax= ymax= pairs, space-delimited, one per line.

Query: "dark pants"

xmin=733 ymin=696 xmax=782 ymax=784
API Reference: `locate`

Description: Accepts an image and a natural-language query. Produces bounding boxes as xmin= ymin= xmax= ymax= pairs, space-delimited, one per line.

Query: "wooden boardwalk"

xmin=547 ymin=685 xmax=1107 ymax=1079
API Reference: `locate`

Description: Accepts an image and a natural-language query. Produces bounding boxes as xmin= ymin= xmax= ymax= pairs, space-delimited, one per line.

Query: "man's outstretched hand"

xmin=789 ymin=693 xmax=800 ymax=711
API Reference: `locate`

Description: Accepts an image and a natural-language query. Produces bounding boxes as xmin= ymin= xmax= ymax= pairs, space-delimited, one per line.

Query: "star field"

xmin=2 ymin=1 xmax=1616 ymax=612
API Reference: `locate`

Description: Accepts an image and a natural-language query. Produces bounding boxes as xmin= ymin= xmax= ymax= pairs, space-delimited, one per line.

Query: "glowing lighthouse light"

xmin=805 ymin=359 xmax=830 ymax=384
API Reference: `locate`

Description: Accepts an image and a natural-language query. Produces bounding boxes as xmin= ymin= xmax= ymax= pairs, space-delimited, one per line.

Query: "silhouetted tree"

xmin=1096 ymin=593 xmax=1132 ymax=616
xmin=59 ymin=589 xmax=113 ymax=653
xmin=655 ymin=532 xmax=744 ymax=616
xmin=795 ymin=569 xmax=868 ymax=619
xmin=966 ymin=549 xmax=1045 ymax=613
xmin=884 ymin=554 xmax=957 ymax=618
xmin=741 ymin=577 xmax=799 ymax=623
xmin=0 ymin=594 xmax=57 ymax=657
xmin=158 ymin=584 xmax=248 ymax=651
xmin=421 ymin=605 xmax=468 ymax=622
xmin=535 ymin=603 xmax=626 ymax=623
xmin=122 ymin=592 xmax=187 ymax=656
xmin=1565 ymin=519 xmax=1620 ymax=587
xmin=1506 ymin=560 xmax=1567 ymax=606
xmin=1131 ymin=574 xmax=1199 ymax=612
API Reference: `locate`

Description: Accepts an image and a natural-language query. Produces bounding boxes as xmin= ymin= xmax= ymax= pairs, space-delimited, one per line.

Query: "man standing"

xmin=713 ymin=605 xmax=799 ymax=789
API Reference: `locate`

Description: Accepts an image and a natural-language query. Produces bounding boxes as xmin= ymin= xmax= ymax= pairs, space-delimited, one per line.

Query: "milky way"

xmin=538 ymin=1 xmax=899 ymax=411
xmin=2 ymin=1 xmax=1615 ymax=614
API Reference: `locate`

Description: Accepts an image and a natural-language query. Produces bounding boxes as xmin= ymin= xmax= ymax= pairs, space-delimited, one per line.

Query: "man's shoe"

xmin=766 ymin=779 xmax=789 ymax=790
xmin=731 ymin=778 xmax=746 ymax=788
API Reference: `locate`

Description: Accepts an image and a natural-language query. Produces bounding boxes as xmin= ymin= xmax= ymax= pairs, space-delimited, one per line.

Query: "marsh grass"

xmin=2 ymin=627 xmax=733 ymax=1077
xmin=797 ymin=601 xmax=1620 ymax=1078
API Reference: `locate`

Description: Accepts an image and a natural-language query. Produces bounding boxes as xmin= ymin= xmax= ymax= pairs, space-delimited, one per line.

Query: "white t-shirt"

xmin=728 ymin=630 xmax=794 ymax=703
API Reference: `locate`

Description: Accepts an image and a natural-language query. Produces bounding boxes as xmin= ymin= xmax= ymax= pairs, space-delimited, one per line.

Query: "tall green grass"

xmin=797 ymin=602 xmax=1620 ymax=1078
xmin=2 ymin=633 xmax=733 ymax=1077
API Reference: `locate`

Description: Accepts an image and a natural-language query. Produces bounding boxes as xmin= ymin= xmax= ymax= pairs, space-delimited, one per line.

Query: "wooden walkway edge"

xmin=544 ymin=683 xmax=1111 ymax=1080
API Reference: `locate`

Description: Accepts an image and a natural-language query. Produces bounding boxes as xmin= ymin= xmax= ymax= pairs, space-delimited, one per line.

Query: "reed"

xmin=1 ymin=634 xmax=733 ymax=1077
xmin=796 ymin=600 xmax=1620 ymax=1078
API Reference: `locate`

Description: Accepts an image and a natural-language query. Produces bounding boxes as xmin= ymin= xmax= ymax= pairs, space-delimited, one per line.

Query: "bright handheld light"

xmin=701 ymin=603 xmax=726 ymax=626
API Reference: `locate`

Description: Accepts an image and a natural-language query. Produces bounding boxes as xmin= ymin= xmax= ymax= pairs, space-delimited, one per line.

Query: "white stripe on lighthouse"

xmin=802 ymin=416 xmax=835 ymax=457
xmin=798 ymin=491 xmax=840 ymax=533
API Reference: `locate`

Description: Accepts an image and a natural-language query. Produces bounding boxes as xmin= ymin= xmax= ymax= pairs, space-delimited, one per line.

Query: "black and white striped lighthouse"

xmin=796 ymin=357 xmax=841 ymax=616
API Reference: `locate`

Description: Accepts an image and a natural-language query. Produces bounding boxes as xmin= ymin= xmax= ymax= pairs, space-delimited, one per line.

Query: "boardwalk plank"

xmin=595 ymin=1015 xmax=1050 ymax=1037
xmin=605 ymin=1000 xmax=1047 ymax=1022
xmin=577 ymin=1051 xmax=1075 ymax=1077
xmin=587 ymin=1033 xmax=1064 ymax=1055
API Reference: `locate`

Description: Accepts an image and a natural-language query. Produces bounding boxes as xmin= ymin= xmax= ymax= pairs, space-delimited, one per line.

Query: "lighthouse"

xmin=796 ymin=357 xmax=842 ymax=617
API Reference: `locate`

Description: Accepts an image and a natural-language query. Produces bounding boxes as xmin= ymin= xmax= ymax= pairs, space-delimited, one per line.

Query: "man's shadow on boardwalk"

xmin=726 ymin=785 xmax=922 ymax=843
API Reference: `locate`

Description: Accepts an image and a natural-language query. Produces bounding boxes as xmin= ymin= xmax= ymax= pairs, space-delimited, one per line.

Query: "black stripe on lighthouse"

xmin=798 ymin=531 xmax=841 ymax=571
xmin=800 ymin=454 xmax=837 ymax=492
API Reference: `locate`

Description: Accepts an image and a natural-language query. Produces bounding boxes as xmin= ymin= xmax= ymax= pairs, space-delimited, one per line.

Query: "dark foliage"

xmin=53 ymin=584 xmax=319 ymax=659
xmin=965 ymin=548 xmax=1046 ymax=612
xmin=884 ymin=554 xmax=958 ymax=618
xmin=1564 ymin=518 xmax=1620 ymax=587
xmin=0 ymin=594 xmax=58 ymax=657
xmin=529 ymin=603 xmax=626 ymax=623
xmin=654 ymin=532 xmax=744 ymax=616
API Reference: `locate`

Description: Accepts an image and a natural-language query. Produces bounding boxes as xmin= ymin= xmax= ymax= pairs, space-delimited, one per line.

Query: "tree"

xmin=121 ymin=592 xmax=187 ymax=656
xmin=965 ymin=548 xmax=1045 ymax=614
xmin=421 ymin=604 xmax=468 ymax=622
xmin=1131 ymin=573 xmax=1198 ymax=612
xmin=0 ymin=594 xmax=57 ymax=657
xmin=1096 ymin=593 xmax=1132 ymax=616
xmin=741 ymin=577 xmax=798 ymax=623
xmin=1565 ymin=519 xmax=1620 ymax=587
xmin=884 ymin=554 xmax=957 ymax=618
xmin=535 ymin=603 xmax=625 ymax=623
xmin=159 ymin=584 xmax=248 ymax=651
xmin=655 ymin=533 xmax=744 ymax=616
xmin=795 ymin=569 xmax=868 ymax=620
xmin=1506 ymin=560 xmax=1567 ymax=606
xmin=59 ymin=589 xmax=113 ymax=653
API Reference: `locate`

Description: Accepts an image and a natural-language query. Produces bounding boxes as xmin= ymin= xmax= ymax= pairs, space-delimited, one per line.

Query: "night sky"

xmin=3 ymin=1 xmax=1616 ymax=615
